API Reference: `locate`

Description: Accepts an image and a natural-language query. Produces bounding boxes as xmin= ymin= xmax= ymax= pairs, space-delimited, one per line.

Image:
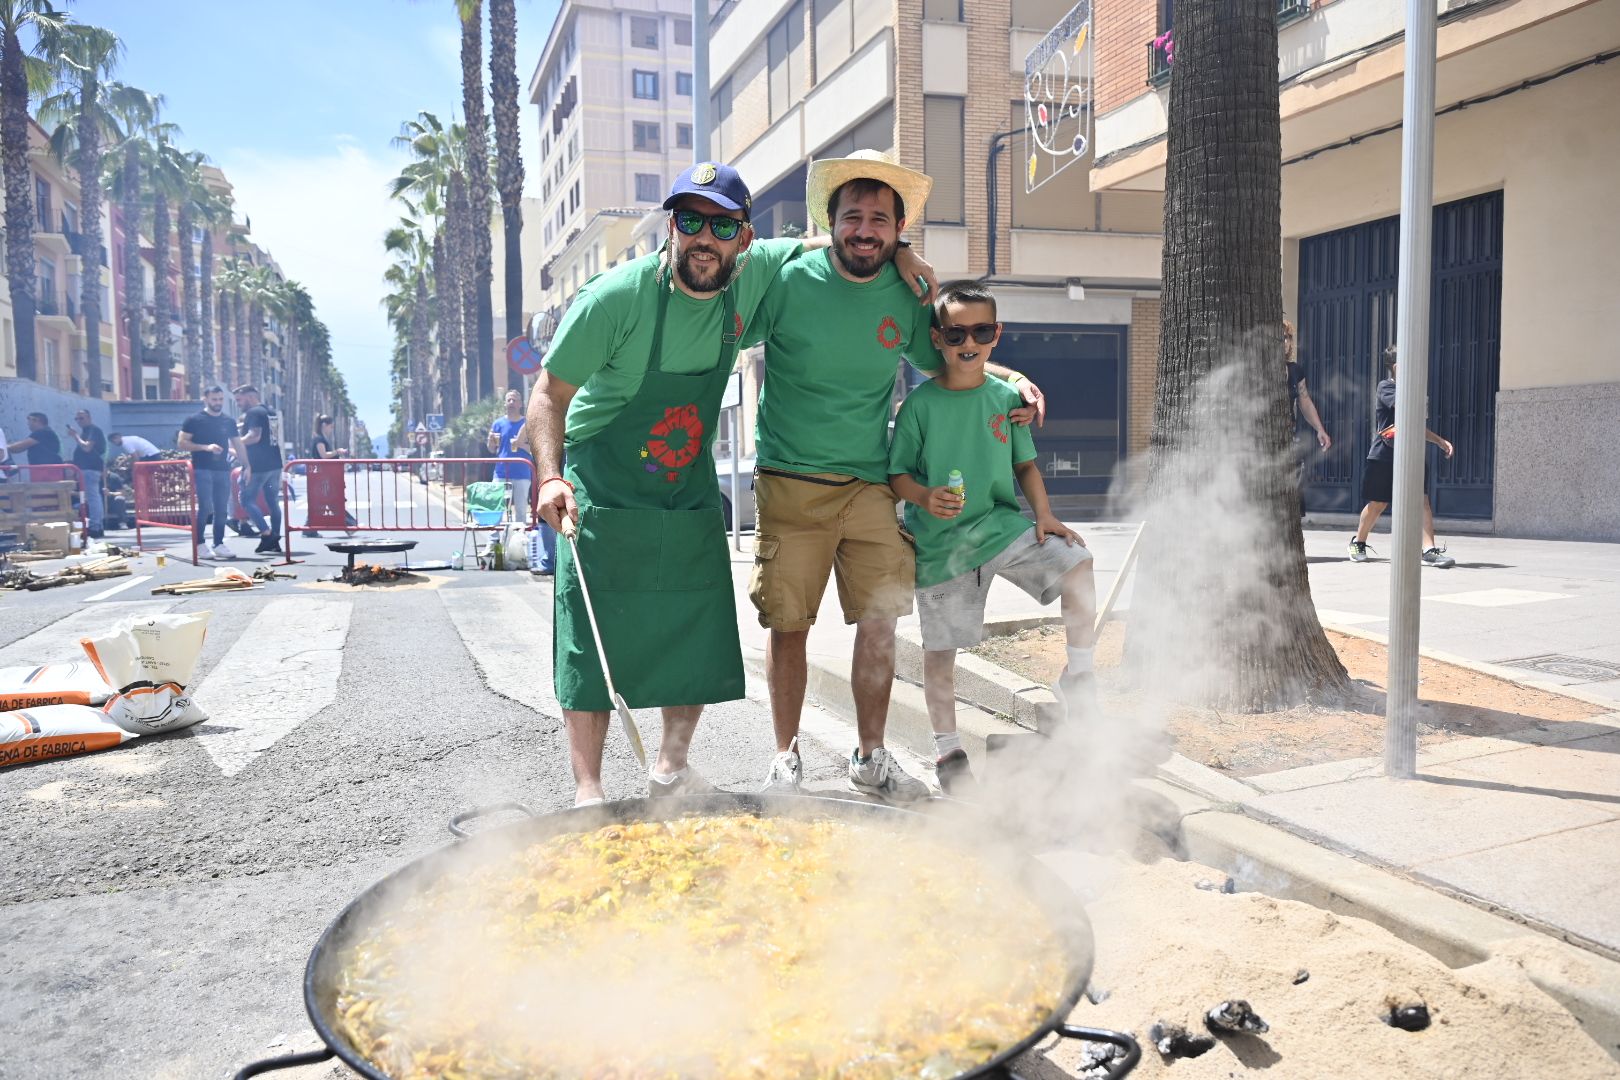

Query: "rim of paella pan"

xmin=299 ymin=793 xmax=1096 ymax=1080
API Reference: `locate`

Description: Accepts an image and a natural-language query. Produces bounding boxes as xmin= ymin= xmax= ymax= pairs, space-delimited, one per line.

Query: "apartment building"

xmin=1091 ymin=0 xmax=1620 ymax=539
xmin=707 ymin=0 xmax=1166 ymax=498
xmin=0 ymin=118 xmax=120 ymax=398
xmin=528 ymin=0 xmax=699 ymax=313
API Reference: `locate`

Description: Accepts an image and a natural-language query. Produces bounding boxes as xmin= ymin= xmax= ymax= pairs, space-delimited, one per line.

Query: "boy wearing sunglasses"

xmin=887 ymin=280 xmax=1098 ymax=794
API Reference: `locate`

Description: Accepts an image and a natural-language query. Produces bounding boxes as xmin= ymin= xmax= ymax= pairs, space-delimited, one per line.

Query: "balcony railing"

xmin=1146 ymin=38 xmax=1172 ymax=87
xmin=36 ymin=293 xmax=61 ymax=317
xmin=1277 ymin=0 xmax=1311 ymax=23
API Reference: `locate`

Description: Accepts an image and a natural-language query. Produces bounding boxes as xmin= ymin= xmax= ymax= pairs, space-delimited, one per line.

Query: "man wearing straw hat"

xmin=748 ymin=150 xmax=1046 ymax=802
xmin=530 ymin=162 xmax=937 ymax=808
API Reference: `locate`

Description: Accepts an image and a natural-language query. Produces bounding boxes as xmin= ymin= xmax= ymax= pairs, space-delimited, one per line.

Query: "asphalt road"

xmin=0 ymin=488 xmax=867 ymax=1080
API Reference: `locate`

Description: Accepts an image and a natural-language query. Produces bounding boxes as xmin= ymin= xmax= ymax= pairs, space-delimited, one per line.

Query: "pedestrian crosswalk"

xmin=439 ymin=586 xmax=559 ymax=717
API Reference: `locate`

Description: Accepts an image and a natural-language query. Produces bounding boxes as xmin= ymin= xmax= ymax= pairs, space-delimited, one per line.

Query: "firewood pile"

xmin=152 ymin=568 xmax=258 ymax=596
xmin=0 ymin=556 xmax=131 ymax=591
xmin=335 ymin=562 xmax=416 ymax=586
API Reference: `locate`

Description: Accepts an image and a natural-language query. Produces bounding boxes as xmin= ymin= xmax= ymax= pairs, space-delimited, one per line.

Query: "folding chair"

xmin=457 ymin=481 xmax=512 ymax=569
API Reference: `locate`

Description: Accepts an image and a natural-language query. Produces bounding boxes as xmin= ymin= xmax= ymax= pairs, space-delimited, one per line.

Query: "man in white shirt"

xmin=109 ymin=433 xmax=161 ymax=461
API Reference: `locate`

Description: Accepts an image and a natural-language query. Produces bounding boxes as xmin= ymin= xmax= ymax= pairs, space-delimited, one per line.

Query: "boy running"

xmin=887 ymin=281 xmax=1099 ymax=794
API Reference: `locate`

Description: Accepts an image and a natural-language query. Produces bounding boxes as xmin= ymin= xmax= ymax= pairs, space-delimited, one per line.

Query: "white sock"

xmin=1065 ymin=646 xmax=1095 ymax=676
xmin=933 ymin=731 xmax=963 ymax=757
xmin=650 ymin=766 xmax=685 ymax=784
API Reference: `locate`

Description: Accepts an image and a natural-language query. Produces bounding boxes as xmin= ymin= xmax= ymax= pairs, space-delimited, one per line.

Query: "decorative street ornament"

xmin=1024 ymin=0 xmax=1093 ymax=194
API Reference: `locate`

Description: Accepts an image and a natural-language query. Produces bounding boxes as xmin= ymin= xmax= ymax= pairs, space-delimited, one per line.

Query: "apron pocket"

xmin=577 ymin=506 xmax=730 ymax=592
xmin=656 ymin=508 xmax=731 ymax=591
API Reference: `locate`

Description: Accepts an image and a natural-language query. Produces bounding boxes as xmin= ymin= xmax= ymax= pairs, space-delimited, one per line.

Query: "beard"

xmin=832 ymin=232 xmax=898 ymax=280
xmin=674 ymin=243 xmax=739 ymax=293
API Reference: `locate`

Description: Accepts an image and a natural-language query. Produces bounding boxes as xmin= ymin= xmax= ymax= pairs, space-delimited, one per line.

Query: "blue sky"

xmin=70 ymin=0 xmax=562 ymax=439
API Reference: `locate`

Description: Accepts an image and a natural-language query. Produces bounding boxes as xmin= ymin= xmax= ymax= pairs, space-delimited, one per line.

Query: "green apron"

xmin=553 ymin=275 xmax=744 ymax=712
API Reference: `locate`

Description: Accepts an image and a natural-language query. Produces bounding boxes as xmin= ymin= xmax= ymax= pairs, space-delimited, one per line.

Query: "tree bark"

xmin=121 ymin=145 xmax=145 ymax=394
xmin=3 ymin=23 xmax=39 ymax=381
xmin=411 ymin=271 xmax=432 ymax=423
xmin=461 ymin=0 xmax=495 ymax=402
xmin=434 ymin=228 xmax=463 ymax=417
xmin=1128 ymin=0 xmax=1349 ymax=710
xmin=216 ymin=282 xmax=233 ymax=391
xmin=76 ymin=77 xmax=105 ymax=398
xmin=450 ymin=170 xmax=478 ymax=412
xmin=489 ymin=0 xmax=526 ymax=347
xmin=199 ymin=230 xmax=215 ymax=388
xmin=178 ymin=200 xmax=200 ymax=399
xmin=150 ymin=192 xmax=174 ymax=398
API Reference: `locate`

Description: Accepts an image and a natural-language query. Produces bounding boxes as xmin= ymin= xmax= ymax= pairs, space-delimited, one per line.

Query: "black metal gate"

xmin=1297 ymin=190 xmax=1502 ymax=518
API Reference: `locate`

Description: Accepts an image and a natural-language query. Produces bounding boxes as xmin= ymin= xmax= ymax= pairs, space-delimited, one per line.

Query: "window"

xmin=630 ymin=15 xmax=658 ymax=48
xmin=635 ymin=173 xmax=661 ymax=202
xmin=633 ymin=121 xmax=661 ymax=152
xmin=34 ymin=177 xmax=52 ymax=232
xmin=674 ymin=18 xmax=692 ymax=45
xmin=633 ymin=70 xmax=659 ymax=100
xmin=923 ymin=98 xmax=964 ymax=224
xmin=62 ymin=203 xmax=79 ymax=233
xmin=43 ymin=338 xmax=59 ymax=385
xmin=676 ymin=71 xmax=693 ymax=96
xmin=768 ymin=2 xmax=806 ymax=123
xmin=569 ymin=130 xmax=579 ymax=161
xmin=570 ymin=180 xmax=580 ymax=212
xmin=677 ymin=123 xmax=693 ymax=149
xmin=711 ymin=79 xmax=733 ymax=161
xmin=923 ymin=0 xmax=962 ymax=17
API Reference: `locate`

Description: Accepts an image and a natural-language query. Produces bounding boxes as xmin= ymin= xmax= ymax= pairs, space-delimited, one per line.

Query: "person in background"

xmin=234 ymin=385 xmax=284 ymax=555
xmin=305 ymin=414 xmax=357 ymax=537
xmin=66 ymin=408 xmax=108 ymax=539
xmin=488 ymin=388 xmax=553 ymax=573
xmin=179 ymin=386 xmax=248 ymax=559
xmin=0 ymin=421 xmax=9 ymax=481
xmin=7 ymin=412 xmax=63 ymax=481
xmin=888 ymin=280 xmax=1097 ymax=794
xmin=1348 ymin=346 xmax=1455 ymax=568
xmin=109 ymin=432 xmax=161 ymax=461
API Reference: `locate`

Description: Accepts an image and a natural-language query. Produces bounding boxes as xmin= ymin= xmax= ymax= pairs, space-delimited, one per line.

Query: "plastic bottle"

xmin=490 ymin=532 xmax=505 ymax=571
xmin=946 ymin=469 xmax=966 ymax=506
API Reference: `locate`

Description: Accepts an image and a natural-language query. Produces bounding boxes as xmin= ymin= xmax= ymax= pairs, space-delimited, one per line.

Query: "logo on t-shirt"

xmin=644 ymin=404 xmax=704 ymax=482
xmin=876 ymin=316 xmax=902 ymax=350
xmin=732 ymin=312 xmax=744 ymax=342
xmin=989 ymin=413 xmax=1008 ymax=444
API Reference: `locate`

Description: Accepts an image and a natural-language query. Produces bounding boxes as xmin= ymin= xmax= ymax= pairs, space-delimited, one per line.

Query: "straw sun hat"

xmin=805 ymin=149 xmax=932 ymax=233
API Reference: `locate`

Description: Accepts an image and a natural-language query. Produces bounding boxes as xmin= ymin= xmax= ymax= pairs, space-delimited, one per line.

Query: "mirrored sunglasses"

xmin=938 ymin=323 xmax=998 ymax=347
xmin=673 ymin=209 xmax=744 ymax=241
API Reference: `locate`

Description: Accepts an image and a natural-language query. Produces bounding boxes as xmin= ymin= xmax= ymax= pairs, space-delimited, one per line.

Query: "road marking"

xmin=439 ymin=586 xmax=559 ymax=717
xmin=82 ymin=575 xmax=154 ymax=602
xmin=192 ymin=597 xmax=351 ymax=777
xmin=0 ymin=601 xmax=176 ymax=667
xmin=1430 ymin=588 xmax=1571 ymax=608
xmin=1315 ymin=608 xmax=1383 ymax=626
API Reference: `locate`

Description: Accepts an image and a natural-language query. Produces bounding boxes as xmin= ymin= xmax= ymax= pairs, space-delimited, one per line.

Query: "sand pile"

xmin=1036 ymin=858 xmax=1619 ymax=1078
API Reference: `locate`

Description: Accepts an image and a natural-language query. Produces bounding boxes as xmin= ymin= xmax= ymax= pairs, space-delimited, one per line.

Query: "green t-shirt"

xmin=887 ymin=376 xmax=1038 ymax=588
xmin=749 ymin=249 xmax=941 ymax=483
xmin=544 ymin=238 xmax=801 ymax=444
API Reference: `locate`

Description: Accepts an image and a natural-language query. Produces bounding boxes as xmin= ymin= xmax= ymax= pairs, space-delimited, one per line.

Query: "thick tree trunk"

xmin=489 ymin=0 xmax=526 ymax=347
xmin=199 ymin=232 xmax=215 ymax=388
xmin=234 ymin=292 xmax=248 ymax=388
xmin=450 ymin=171 xmax=477 ymax=409
xmin=76 ymin=87 xmax=105 ymax=398
xmin=1127 ymin=0 xmax=1349 ymax=710
xmin=2 ymin=25 xmax=39 ymax=382
xmin=179 ymin=202 xmax=200 ymax=399
xmin=150 ymin=194 xmax=174 ymax=398
xmin=461 ymin=0 xmax=496 ymax=401
xmin=434 ymin=229 xmax=463 ymax=418
xmin=250 ymin=302 xmax=264 ymax=387
xmin=121 ymin=147 xmax=145 ymax=394
xmin=411 ymin=271 xmax=432 ymax=423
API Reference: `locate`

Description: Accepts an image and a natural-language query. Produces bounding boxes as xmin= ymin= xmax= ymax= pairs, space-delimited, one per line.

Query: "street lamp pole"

xmin=692 ymin=0 xmax=711 ymax=161
xmin=1384 ymin=0 xmax=1438 ymax=778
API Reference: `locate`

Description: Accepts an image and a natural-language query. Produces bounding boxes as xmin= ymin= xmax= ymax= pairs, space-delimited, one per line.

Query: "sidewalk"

xmin=722 ymin=524 xmax=1620 ymax=1046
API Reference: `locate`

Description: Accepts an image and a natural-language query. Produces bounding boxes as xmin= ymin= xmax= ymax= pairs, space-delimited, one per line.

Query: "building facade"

xmin=1091 ymin=0 xmax=1620 ymax=539
xmin=706 ymin=0 xmax=1166 ymax=496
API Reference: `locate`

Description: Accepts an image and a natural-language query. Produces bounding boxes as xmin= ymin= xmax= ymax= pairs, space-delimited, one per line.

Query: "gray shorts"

xmin=916 ymin=528 xmax=1092 ymax=650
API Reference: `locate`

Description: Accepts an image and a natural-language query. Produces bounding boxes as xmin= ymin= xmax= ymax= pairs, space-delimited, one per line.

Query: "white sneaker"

xmin=760 ymin=748 xmax=803 ymax=794
xmin=848 ymin=747 xmax=930 ymax=803
xmin=648 ymin=765 xmax=717 ymax=798
xmin=211 ymin=543 xmax=234 ymax=560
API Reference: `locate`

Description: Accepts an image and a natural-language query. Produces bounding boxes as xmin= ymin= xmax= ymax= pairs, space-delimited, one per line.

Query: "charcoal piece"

xmin=1194 ymin=876 xmax=1236 ymax=893
xmin=1076 ymin=1038 xmax=1127 ymax=1076
xmin=1150 ymin=1021 xmax=1216 ymax=1060
xmin=1205 ymin=999 xmax=1270 ymax=1035
xmin=1386 ymin=1003 xmax=1431 ymax=1032
xmin=1085 ymin=984 xmax=1112 ymax=1005
xmin=1293 ymin=969 xmax=1310 ymax=985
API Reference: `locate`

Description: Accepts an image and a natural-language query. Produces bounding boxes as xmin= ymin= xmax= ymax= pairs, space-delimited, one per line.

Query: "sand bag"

xmin=0 ymin=704 xmax=134 ymax=768
xmin=0 ymin=661 xmax=116 ymax=710
xmin=80 ymin=611 xmax=213 ymax=735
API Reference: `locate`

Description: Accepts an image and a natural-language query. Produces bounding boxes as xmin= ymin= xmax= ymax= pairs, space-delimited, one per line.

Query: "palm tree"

xmin=488 ymin=0 xmax=525 ymax=349
xmin=383 ymin=220 xmax=433 ymax=427
xmin=215 ymin=256 xmax=241 ymax=388
xmin=195 ymin=180 xmax=231 ymax=388
xmin=101 ymin=116 xmax=174 ymax=397
xmin=0 ymin=0 xmax=66 ymax=382
xmin=37 ymin=22 xmax=157 ymax=398
xmin=456 ymin=0 xmax=495 ymax=402
xmin=173 ymin=149 xmax=213 ymax=397
xmin=144 ymin=129 xmax=188 ymax=398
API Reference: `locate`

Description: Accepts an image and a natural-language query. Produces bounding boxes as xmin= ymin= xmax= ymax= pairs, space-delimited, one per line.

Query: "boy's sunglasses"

xmin=938 ymin=323 xmax=998 ymax=347
xmin=672 ymin=209 xmax=745 ymax=241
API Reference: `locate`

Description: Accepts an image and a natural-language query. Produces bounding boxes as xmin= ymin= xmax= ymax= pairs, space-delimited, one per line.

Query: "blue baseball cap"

xmin=663 ymin=161 xmax=752 ymax=219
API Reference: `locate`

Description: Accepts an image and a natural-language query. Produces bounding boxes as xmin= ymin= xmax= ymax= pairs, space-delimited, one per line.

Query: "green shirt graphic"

xmin=888 ymin=376 xmax=1038 ymax=588
xmin=749 ymin=248 xmax=941 ymax=483
xmin=544 ymin=238 xmax=801 ymax=445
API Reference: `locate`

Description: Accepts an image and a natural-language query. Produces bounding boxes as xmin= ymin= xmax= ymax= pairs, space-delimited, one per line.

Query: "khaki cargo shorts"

xmin=748 ymin=469 xmax=915 ymax=631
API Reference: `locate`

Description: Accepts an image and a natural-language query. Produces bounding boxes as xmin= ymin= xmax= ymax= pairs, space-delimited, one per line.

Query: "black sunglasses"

xmin=938 ymin=323 xmax=998 ymax=347
xmin=673 ymin=209 xmax=745 ymax=241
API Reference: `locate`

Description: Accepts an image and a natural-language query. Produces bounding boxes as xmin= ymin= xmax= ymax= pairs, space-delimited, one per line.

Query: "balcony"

xmin=36 ymin=293 xmax=76 ymax=327
xmin=1146 ymin=38 xmax=1171 ymax=88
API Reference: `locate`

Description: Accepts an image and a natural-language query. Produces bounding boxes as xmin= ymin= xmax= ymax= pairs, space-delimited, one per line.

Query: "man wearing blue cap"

xmin=530 ymin=162 xmax=935 ymax=807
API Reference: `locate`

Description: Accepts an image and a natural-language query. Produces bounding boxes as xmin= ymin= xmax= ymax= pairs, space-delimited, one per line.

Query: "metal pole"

xmin=1384 ymin=0 xmax=1438 ymax=779
xmin=692 ymin=0 xmax=711 ymax=161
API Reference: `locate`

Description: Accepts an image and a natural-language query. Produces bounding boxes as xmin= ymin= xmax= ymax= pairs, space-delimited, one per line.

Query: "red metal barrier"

xmin=133 ymin=459 xmax=200 ymax=566
xmin=6 ymin=463 xmax=89 ymax=543
xmin=278 ymin=457 xmax=534 ymax=566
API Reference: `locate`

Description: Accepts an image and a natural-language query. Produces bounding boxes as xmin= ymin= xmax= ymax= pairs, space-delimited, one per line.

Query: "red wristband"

xmin=540 ymin=476 xmax=574 ymax=492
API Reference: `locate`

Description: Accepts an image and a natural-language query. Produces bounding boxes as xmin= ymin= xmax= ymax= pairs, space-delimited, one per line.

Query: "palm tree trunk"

xmin=489 ymin=0 xmax=526 ymax=347
xmin=121 ymin=145 xmax=145 ymax=393
xmin=199 ymin=231 xmax=215 ymax=388
xmin=450 ymin=170 xmax=477 ymax=407
xmin=216 ymin=284 xmax=233 ymax=390
xmin=76 ymin=78 xmax=105 ymax=397
xmin=178 ymin=201 xmax=200 ymax=398
xmin=249 ymin=299 xmax=263 ymax=387
xmin=234 ymin=290 xmax=247 ymax=388
xmin=150 ymin=192 xmax=174 ymax=398
xmin=434 ymin=228 xmax=463 ymax=417
xmin=3 ymin=21 xmax=40 ymax=381
xmin=412 ymin=271 xmax=432 ymax=423
xmin=460 ymin=0 xmax=496 ymax=401
xmin=1127 ymin=0 xmax=1349 ymax=710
